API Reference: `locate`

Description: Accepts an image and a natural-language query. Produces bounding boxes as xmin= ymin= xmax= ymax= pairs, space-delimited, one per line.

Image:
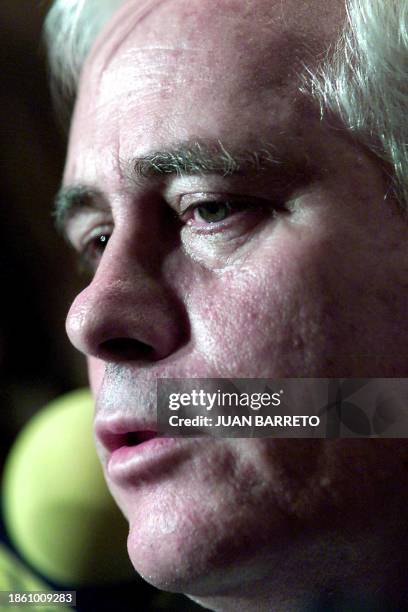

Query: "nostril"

xmin=99 ymin=337 xmax=155 ymax=361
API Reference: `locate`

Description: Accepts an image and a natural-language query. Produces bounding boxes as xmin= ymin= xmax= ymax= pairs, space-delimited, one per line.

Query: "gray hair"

xmin=304 ymin=0 xmax=408 ymax=209
xmin=44 ymin=0 xmax=408 ymax=207
xmin=44 ymin=0 xmax=124 ymax=121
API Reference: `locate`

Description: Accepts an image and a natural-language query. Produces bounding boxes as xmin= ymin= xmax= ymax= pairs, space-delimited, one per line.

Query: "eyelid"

xmin=65 ymin=209 xmax=113 ymax=251
xmin=79 ymin=223 xmax=113 ymax=250
xmin=76 ymin=225 xmax=113 ymax=275
xmin=177 ymin=192 xmax=268 ymax=216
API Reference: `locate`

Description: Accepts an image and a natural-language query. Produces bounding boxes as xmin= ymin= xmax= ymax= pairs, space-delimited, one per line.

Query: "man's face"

xmin=63 ymin=0 xmax=408 ymax=602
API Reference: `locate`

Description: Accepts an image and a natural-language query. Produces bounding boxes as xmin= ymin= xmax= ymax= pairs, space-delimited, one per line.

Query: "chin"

xmin=125 ymin=512 xmax=230 ymax=594
xmin=120 ymin=476 xmax=278 ymax=597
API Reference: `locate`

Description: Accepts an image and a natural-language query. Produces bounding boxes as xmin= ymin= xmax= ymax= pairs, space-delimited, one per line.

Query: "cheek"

xmin=185 ymin=214 xmax=390 ymax=377
xmin=188 ymin=230 xmax=333 ymax=376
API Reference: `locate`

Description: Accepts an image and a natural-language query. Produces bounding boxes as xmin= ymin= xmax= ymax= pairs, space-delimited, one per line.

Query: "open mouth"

xmin=124 ymin=430 xmax=157 ymax=446
xmin=98 ymin=429 xmax=158 ymax=454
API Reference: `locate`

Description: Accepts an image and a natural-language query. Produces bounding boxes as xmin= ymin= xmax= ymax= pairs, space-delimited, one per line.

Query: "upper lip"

xmin=95 ymin=417 xmax=158 ymax=454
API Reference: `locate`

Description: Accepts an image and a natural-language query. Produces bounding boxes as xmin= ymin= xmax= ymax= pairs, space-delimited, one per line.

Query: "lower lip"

xmin=107 ymin=436 xmax=179 ymax=482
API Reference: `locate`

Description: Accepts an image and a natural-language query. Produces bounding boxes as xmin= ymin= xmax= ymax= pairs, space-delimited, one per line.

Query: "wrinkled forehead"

xmin=66 ymin=0 xmax=345 ymax=183
xmin=79 ymin=0 xmax=345 ymax=101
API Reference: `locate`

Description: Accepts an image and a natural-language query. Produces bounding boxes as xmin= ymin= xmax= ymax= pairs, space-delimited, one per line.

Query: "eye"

xmin=182 ymin=199 xmax=251 ymax=226
xmin=192 ymin=201 xmax=234 ymax=223
xmin=79 ymin=231 xmax=111 ymax=271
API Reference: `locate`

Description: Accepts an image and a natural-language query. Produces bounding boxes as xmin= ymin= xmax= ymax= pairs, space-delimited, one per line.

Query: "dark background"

xmin=0 ymin=0 xmax=86 ymax=469
xmin=0 ymin=3 xmax=200 ymax=609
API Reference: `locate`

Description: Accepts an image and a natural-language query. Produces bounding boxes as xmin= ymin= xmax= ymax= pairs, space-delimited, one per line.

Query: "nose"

xmin=66 ymin=247 xmax=187 ymax=363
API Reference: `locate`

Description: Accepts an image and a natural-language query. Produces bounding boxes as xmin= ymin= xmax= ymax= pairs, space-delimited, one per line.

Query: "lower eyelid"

xmin=183 ymin=206 xmax=272 ymax=236
xmin=186 ymin=207 xmax=246 ymax=228
xmin=183 ymin=199 xmax=263 ymax=221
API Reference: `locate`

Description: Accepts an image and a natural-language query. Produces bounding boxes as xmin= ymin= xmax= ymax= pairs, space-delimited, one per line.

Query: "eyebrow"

xmin=127 ymin=140 xmax=282 ymax=179
xmin=53 ymin=185 xmax=104 ymax=234
xmin=53 ymin=139 xmax=290 ymax=234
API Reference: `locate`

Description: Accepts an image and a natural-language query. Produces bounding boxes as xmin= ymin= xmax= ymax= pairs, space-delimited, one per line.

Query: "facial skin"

xmin=62 ymin=0 xmax=408 ymax=609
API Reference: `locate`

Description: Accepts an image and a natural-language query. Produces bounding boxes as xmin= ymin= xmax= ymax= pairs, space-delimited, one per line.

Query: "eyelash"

xmin=78 ymin=197 xmax=282 ymax=271
xmin=79 ymin=228 xmax=112 ymax=272
xmin=180 ymin=199 xmax=251 ymax=226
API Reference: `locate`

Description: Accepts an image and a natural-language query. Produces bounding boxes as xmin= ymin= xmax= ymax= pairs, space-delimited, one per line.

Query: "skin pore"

xmin=61 ymin=0 xmax=408 ymax=609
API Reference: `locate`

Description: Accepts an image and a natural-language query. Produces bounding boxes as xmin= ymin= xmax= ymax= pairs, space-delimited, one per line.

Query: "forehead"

xmin=65 ymin=0 xmax=345 ymax=183
xmin=86 ymin=0 xmax=344 ymax=63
